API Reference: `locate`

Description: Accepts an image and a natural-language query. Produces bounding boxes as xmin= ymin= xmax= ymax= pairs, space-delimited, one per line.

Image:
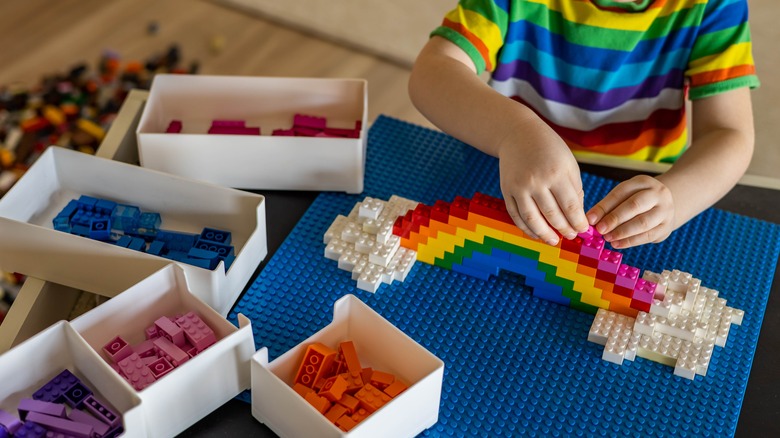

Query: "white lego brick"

xmin=394 ymin=248 xmax=417 ymax=281
xmin=731 ymin=308 xmax=744 ymax=325
xmin=337 ymin=249 xmax=361 ymax=271
xmin=340 ymin=221 xmax=362 ymax=243
xmin=324 ymin=237 xmax=348 ymax=261
xmin=387 ymin=195 xmax=419 ymax=214
xmin=358 ymin=197 xmax=385 ymax=220
xmin=357 ymin=264 xmax=383 ymax=293
xmin=633 ymin=312 xmax=655 ymax=336
xmin=673 ymin=353 xmax=697 ymax=380
xmin=354 ymin=232 xmax=375 ymax=254
xmin=323 ymin=215 xmax=349 ymax=244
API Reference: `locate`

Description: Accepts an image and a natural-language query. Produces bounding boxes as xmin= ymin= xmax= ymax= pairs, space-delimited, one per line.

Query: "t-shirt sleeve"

xmin=430 ymin=0 xmax=510 ymax=75
xmin=685 ymin=0 xmax=760 ymax=100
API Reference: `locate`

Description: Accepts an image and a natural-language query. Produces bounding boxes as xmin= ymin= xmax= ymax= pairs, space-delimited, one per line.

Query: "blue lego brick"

xmin=77 ymin=195 xmax=99 ymax=210
xmin=463 ymin=252 xmax=501 ymax=277
xmin=88 ymin=218 xmax=111 ymax=241
xmin=52 ymin=217 xmax=71 ymax=232
xmin=95 ymin=199 xmax=118 ymax=215
xmin=200 ymin=227 xmax=232 ymax=245
xmin=452 ymin=261 xmax=492 ymax=281
xmin=56 ymin=200 xmax=79 ymax=220
xmin=115 ymin=235 xmax=132 ymax=248
xmin=70 ymin=224 xmax=90 ymax=237
xmin=223 ymin=253 xmax=236 ymax=272
xmin=229 ymin=116 xmax=780 ymax=436
xmin=147 ymin=240 xmax=166 ymax=256
xmin=192 ymin=239 xmax=234 ymax=258
xmin=138 ymin=212 xmax=162 ymax=230
xmin=155 ymin=230 xmax=198 ymax=252
xmin=111 ymin=204 xmax=140 ymax=231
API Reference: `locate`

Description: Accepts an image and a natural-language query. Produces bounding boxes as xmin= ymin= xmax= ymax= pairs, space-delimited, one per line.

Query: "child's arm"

xmin=586 ymin=87 xmax=755 ymax=248
xmin=409 ymin=36 xmax=589 ymax=245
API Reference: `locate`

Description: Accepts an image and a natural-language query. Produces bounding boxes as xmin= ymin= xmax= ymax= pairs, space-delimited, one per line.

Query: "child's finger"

xmin=503 ymin=195 xmax=540 ymax=240
xmin=603 ymin=207 xmax=664 ymax=243
xmin=515 ymin=195 xmax=559 ymax=245
xmin=589 ymin=180 xmax=646 ymax=234
xmin=553 ymin=183 xmax=589 ymax=235
xmin=534 ymin=190 xmax=576 ymax=240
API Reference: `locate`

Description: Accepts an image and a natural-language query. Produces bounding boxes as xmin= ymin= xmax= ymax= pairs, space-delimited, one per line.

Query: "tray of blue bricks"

xmin=230 ymin=116 xmax=780 ymax=437
xmin=52 ymin=195 xmax=235 ymax=272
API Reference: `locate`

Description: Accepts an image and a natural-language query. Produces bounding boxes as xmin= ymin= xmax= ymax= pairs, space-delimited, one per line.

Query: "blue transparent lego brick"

xmin=229 ymin=116 xmax=780 ymax=436
xmin=111 ymin=204 xmax=140 ymax=231
xmin=138 ymin=212 xmax=162 ymax=230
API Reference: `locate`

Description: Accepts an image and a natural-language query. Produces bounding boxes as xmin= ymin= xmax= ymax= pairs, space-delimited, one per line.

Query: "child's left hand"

xmin=585 ymin=175 xmax=675 ymax=249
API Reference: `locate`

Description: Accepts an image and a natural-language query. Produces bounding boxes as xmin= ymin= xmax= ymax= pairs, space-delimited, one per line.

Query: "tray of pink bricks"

xmin=101 ymin=311 xmax=217 ymax=391
xmin=165 ymin=114 xmax=361 ymax=138
xmin=0 ymin=369 xmax=123 ymax=438
xmin=291 ymin=340 xmax=409 ymax=432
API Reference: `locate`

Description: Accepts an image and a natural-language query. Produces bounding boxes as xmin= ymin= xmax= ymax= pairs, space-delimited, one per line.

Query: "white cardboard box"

xmin=252 ymin=294 xmax=444 ymax=437
xmin=0 ymin=147 xmax=267 ymax=315
xmin=71 ymin=264 xmax=256 ymax=438
xmin=136 ymin=74 xmax=367 ymax=193
xmin=0 ymin=320 xmax=146 ymax=437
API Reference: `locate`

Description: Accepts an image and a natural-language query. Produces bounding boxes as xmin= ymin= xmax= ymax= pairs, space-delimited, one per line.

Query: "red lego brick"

xmin=595 ymin=270 xmax=617 ymax=283
xmin=630 ymin=299 xmax=651 ymax=313
xmin=578 ymin=254 xmax=600 ymax=269
xmin=450 ymin=196 xmax=470 ymax=220
xmin=294 ymin=343 xmax=338 ymax=389
xmin=614 ymin=284 xmax=634 ymax=297
xmin=430 ymin=200 xmax=451 ymax=223
xmin=560 ymin=236 xmax=583 ymax=254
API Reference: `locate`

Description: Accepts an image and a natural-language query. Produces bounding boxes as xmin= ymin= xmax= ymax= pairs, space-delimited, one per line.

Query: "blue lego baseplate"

xmin=230 ymin=116 xmax=780 ymax=436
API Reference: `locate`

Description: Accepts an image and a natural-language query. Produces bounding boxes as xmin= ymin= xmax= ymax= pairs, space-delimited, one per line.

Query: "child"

xmin=409 ymin=0 xmax=758 ymax=248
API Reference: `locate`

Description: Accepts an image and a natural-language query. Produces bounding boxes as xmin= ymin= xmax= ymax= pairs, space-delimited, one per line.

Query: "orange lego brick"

xmin=324 ymin=404 xmax=348 ymax=424
xmin=349 ymin=407 xmax=370 ymax=423
xmin=294 ymin=342 xmax=338 ymax=388
xmin=361 ymin=367 xmax=373 ymax=384
xmin=304 ymin=391 xmax=332 ymax=414
xmin=292 ymin=382 xmax=313 ymax=398
xmin=559 ymin=249 xmax=580 ymax=263
xmin=576 ymin=264 xmax=597 ymax=277
xmin=355 ymin=383 xmax=391 ymax=413
xmin=335 ymin=414 xmax=358 ymax=432
xmin=339 ymin=341 xmax=362 ymax=375
xmin=383 ymin=379 xmax=409 ymax=398
xmin=369 ymin=370 xmax=395 ymax=390
xmin=336 ymin=393 xmax=360 ymax=414
xmin=319 ymin=375 xmax=348 ymax=402
xmin=340 ymin=371 xmax=364 ymax=394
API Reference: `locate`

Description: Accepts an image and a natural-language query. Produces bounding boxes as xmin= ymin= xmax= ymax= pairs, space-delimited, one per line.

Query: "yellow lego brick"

xmin=455 ymin=226 xmax=484 ymax=245
xmin=474 ymin=223 xmax=503 ymax=241
xmin=416 ymin=243 xmax=439 ymax=264
xmin=43 ymin=105 xmax=66 ymax=126
xmin=76 ymin=118 xmax=106 ymax=141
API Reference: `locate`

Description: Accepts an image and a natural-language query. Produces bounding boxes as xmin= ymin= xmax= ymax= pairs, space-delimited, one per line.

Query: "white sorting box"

xmin=252 ymin=294 xmax=444 ymax=438
xmin=71 ymin=265 xmax=256 ymax=438
xmin=137 ymin=74 xmax=367 ymax=193
xmin=0 ymin=147 xmax=267 ymax=315
xmin=0 ymin=321 xmax=146 ymax=437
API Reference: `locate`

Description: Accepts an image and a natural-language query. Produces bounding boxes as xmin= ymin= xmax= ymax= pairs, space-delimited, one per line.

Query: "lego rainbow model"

xmin=323 ymin=194 xmax=744 ymax=380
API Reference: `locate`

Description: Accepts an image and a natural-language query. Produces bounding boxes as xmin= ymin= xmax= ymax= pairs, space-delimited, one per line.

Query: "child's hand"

xmin=498 ymin=129 xmax=589 ymax=246
xmin=586 ymin=175 xmax=675 ymax=249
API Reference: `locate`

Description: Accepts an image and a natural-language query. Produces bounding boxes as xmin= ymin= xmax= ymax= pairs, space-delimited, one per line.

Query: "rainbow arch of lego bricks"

xmin=230 ymin=116 xmax=780 ymax=436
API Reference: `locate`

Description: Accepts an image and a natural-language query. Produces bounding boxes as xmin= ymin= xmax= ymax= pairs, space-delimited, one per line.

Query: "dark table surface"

xmin=180 ymin=163 xmax=780 ymax=437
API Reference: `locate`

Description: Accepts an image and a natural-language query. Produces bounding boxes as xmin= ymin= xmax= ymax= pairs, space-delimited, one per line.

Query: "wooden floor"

xmin=0 ymin=0 xmax=433 ymax=129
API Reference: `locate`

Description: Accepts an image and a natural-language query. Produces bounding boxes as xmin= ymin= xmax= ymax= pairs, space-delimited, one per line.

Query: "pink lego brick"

xmin=102 ymin=336 xmax=133 ymax=364
xmin=293 ymin=114 xmax=327 ymax=130
xmin=580 ymin=237 xmax=605 ymax=259
xmin=323 ymin=126 xmax=360 ymax=138
xmin=25 ymin=412 xmax=93 ymax=438
xmin=632 ymin=279 xmax=657 ymax=304
xmin=207 ymin=126 xmax=261 ymax=135
xmin=17 ymin=399 xmax=67 ymax=420
xmin=153 ymin=337 xmax=189 ymax=367
xmin=175 ymin=311 xmax=217 ymax=353
xmin=68 ymin=409 xmax=110 ymax=437
xmin=616 ymin=264 xmax=640 ymax=289
xmin=165 ymin=120 xmax=182 ymax=133
xmin=211 ymin=120 xmax=245 ymax=128
xmin=293 ymin=126 xmax=321 ymax=137
xmin=148 ymin=357 xmax=175 ymax=379
xmin=117 ymin=353 xmax=156 ymax=391
xmin=144 ymin=325 xmax=158 ymax=340
xmin=133 ymin=339 xmax=157 ymax=358
xmin=82 ymin=396 xmax=120 ymax=428
xmin=272 ymin=128 xmax=295 ymax=136
xmin=154 ymin=316 xmax=185 ymax=347
xmin=141 ymin=356 xmax=158 ymax=366
xmin=577 ymin=225 xmax=602 ymax=240
xmin=597 ymin=249 xmax=623 ymax=274
xmin=0 ymin=409 xmax=22 ymax=434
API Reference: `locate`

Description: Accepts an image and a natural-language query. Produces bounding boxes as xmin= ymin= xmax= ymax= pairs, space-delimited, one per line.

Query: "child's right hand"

xmin=498 ymin=124 xmax=589 ymax=246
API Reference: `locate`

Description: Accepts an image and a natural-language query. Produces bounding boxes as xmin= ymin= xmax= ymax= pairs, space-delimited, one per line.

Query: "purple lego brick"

xmin=133 ymin=339 xmax=157 ymax=358
xmin=165 ymin=120 xmax=182 ymax=133
xmin=615 ymin=264 xmax=640 ymax=289
xmin=62 ymin=382 xmax=92 ymax=408
xmin=175 ymin=311 xmax=217 ymax=352
xmin=14 ymin=421 xmax=47 ymax=438
xmin=18 ymin=399 xmax=66 ymax=421
xmin=597 ymin=249 xmax=623 ymax=274
xmin=153 ymin=337 xmax=189 ymax=367
xmin=116 ymin=353 xmax=156 ymax=391
xmin=68 ymin=409 xmax=109 ymax=437
xmin=0 ymin=409 xmax=22 ymax=434
xmin=632 ymin=279 xmax=657 ymax=304
xmin=579 ymin=237 xmax=605 ymax=259
xmin=25 ymin=412 xmax=93 ymax=438
xmin=104 ymin=426 xmax=124 ymax=438
xmin=82 ymin=396 xmax=120 ymax=429
xmin=148 ymin=357 xmax=175 ymax=379
xmin=154 ymin=316 xmax=185 ymax=347
xmin=102 ymin=336 xmax=133 ymax=364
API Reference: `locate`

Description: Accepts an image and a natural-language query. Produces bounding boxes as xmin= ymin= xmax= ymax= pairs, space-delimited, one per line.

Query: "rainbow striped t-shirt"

xmin=431 ymin=0 xmax=759 ymax=162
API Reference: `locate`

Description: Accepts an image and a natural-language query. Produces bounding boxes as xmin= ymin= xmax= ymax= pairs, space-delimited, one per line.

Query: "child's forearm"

xmin=409 ymin=37 xmax=543 ymax=157
xmin=657 ymin=88 xmax=755 ymax=230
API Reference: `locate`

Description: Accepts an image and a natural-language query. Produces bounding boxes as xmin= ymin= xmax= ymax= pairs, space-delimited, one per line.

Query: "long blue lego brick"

xmin=229 ymin=116 xmax=780 ymax=437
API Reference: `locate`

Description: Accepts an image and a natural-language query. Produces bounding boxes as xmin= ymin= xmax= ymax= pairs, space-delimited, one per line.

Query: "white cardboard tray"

xmin=0 ymin=147 xmax=267 ymax=315
xmin=137 ymin=74 xmax=367 ymax=193
xmin=71 ymin=264 xmax=255 ymax=438
xmin=252 ymin=294 xmax=444 ymax=437
xmin=0 ymin=320 xmax=146 ymax=437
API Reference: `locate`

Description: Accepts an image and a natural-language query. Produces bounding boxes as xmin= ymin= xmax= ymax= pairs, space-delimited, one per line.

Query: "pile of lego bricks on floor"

xmin=0 ymin=44 xmax=198 ymax=197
